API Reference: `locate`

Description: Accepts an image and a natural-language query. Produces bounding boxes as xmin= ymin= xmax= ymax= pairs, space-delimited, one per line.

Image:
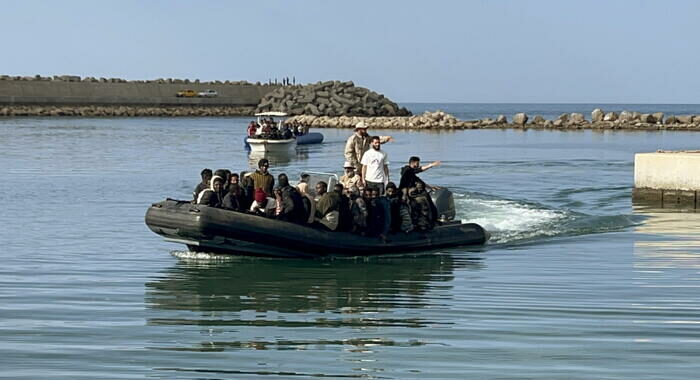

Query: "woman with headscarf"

xmin=197 ymin=175 xmax=225 ymax=207
xmin=296 ymin=182 xmax=316 ymax=224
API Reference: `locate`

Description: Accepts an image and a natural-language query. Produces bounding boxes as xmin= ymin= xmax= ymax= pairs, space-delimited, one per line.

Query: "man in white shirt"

xmin=360 ymin=136 xmax=389 ymax=195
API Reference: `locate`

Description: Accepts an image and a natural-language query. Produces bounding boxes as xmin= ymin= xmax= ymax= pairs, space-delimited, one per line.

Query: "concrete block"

xmin=632 ymin=187 xmax=663 ymax=204
xmin=634 ymin=152 xmax=700 ymax=191
xmin=662 ymin=190 xmax=696 ymax=209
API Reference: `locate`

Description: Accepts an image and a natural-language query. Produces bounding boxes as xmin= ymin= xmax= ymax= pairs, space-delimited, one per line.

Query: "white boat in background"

xmin=246 ymin=136 xmax=296 ymax=153
xmin=246 ymin=111 xmax=297 ymax=153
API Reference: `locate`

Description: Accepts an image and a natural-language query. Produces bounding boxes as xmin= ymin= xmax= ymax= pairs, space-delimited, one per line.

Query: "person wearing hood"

xmin=193 ymin=168 xmax=213 ymax=202
xmin=348 ymin=186 xmax=367 ymax=234
xmin=222 ymin=182 xmax=245 ymax=211
xmin=250 ymin=188 xmax=276 ymax=218
xmin=214 ymin=169 xmax=230 ymax=186
xmin=334 ymin=183 xmax=353 ymax=232
xmin=296 ymin=182 xmax=316 ymax=224
xmin=275 ymin=173 xmax=305 ymax=223
xmin=314 ymin=181 xmax=340 ymax=231
xmin=386 ymin=182 xmax=413 ymax=233
xmin=343 ymin=122 xmax=393 ymax=175
xmin=197 ymin=175 xmax=225 ymax=207
xmin=239 ymin=171 xmax=254 ymax=210
xmin=249 ymin=159 xmax=274 ymax=196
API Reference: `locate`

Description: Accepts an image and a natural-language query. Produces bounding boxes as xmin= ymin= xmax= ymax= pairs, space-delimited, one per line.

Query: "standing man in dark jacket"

xmin=399 ymin=156 xmax=441 ymax=227
xmin=249 ymin=159 xmax=275 ymax=196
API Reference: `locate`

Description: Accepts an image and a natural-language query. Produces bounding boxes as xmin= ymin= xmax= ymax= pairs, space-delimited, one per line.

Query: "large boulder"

xmin=619 ymin=111 xmax=635 ymax=122
xmin=676 ymin=115 xmax=693 ymax=124
xmin=664 ymin=115 xmax=678 ymax=124
xmin=496 ymin=114 xmax=507 ymax=124
xmin=603 ymin=112 xmax=618 ymax=121
xmin=570 ymin=113 xmax=586 ymax=124
xmin=652 ymin=112 xmax=664 ymax=124
xmin=532 ymin=115 xmax=545 ymax=125
xmin=591 ymin=108 xmax=605 ymax=122
xmin=639 ymin=114 xmax=656 ymax=123
xmin=512 ymin=113 xmax=528 ymax=125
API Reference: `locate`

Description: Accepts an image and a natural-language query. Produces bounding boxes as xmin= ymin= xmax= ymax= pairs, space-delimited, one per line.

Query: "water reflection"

xmin=247 ymin=149 xmax=309 ymax=167
xmin=144 ymin=254 xmax=482 ymax=358
xmin=633 ymin=207 xmax=700 ymax=268
xmin=146 ymin=254 xmax=482 ymax=315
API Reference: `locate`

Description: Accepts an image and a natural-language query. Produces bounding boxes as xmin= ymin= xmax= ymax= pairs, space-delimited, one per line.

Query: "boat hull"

xmin=295 ymin=132 xmax=324 ymax=145
xmin=246 ymin=138 xmax=296 ymax=153
xmin=145 ymin=199 xmax=489 ymax=258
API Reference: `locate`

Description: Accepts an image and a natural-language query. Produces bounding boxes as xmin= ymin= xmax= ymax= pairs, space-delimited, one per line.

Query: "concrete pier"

xmin=633 ymin=151 xmax=700 ymax=209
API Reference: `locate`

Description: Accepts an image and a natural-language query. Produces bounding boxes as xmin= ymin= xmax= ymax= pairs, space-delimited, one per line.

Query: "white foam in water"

xmin=170 ymin=250 xmax=236 ymax=262
xmin=455 ymin=194 xmax=569 ymax=244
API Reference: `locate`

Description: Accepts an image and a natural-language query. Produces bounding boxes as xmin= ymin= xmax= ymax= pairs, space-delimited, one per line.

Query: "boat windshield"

xmin=300 ymin=172 xmax=338 ymax=196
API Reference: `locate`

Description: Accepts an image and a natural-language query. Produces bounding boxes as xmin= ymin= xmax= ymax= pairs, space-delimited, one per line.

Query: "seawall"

xmin=0 ymin=75 xmax=279 ymax=107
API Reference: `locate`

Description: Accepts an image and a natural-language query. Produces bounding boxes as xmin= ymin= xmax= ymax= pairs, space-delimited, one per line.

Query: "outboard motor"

xmin=431 ymin=187 xmax=456 ymax=221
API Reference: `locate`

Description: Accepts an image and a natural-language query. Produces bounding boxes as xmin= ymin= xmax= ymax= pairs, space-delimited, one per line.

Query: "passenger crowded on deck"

xmin=190 ymin=148 xmax=444 ymax=241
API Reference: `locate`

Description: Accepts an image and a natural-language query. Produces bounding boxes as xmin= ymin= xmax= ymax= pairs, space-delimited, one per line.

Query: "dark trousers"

xmin=365 ymin=181 xmax=385 ymax=195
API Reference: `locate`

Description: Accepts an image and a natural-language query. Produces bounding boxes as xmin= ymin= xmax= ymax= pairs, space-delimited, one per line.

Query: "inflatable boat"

xmin=145 ymin=189 xmax=489 ymax=258
xmin=295 ymin=132 xmax=324 ymax=145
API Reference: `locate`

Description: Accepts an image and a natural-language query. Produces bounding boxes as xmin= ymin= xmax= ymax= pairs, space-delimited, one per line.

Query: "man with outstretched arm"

xmin=399 ymin=156 xmax=441 ymax=228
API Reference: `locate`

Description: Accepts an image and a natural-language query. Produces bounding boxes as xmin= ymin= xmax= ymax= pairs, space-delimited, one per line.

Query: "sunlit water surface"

xmin=1 ymin=109 xmax=700 ymax=379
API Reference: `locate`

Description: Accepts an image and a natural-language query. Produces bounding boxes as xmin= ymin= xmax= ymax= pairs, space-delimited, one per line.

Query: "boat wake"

xmin=170 ymin=250 xmax=238 ymax=262
xmin=455 ymin=192 xmax=643 ymax=245
xmin=168 ymin=191 xmax=642 ymax=260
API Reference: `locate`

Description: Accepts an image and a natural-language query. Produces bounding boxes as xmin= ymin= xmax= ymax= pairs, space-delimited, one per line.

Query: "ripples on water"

xmin=2 ymin=113 xmax=700 ymax=379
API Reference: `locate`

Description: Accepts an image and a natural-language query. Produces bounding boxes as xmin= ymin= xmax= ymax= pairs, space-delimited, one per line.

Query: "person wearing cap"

xmin=250 ymin=188 xmax=277 ymax=218
xmin=339 ymin=161 xmax=361 ymax=192
xmin=249 ymin=158 xmax=275 ymax=196
xmin=343 ymin=121 xmax=393 ymax=175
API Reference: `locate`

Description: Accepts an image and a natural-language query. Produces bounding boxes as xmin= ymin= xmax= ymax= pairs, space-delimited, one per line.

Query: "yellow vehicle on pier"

xmin=175 ymin=89 xmax=197 ymax=97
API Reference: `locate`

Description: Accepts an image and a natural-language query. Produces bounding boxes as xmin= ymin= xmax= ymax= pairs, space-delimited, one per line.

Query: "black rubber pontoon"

xmin=145 ymin=199 xmax=489 ymax=258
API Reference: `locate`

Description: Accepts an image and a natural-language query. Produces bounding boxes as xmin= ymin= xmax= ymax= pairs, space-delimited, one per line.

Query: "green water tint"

xmin=146 ymin=255 xmax=481 ymax=315
xmin=3 ymin=115 xmax=700 ymax=379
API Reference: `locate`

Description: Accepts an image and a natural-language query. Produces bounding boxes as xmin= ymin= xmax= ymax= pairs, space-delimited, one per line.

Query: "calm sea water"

xmin=2 ymin=103 xmax=700 ymax=379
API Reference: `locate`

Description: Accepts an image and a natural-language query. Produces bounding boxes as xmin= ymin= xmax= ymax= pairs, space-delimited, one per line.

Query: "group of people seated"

xmin=246 ymin=118 xmax=308 ymax=140
xmin=192 ymin=155 xmax=441 ymax=242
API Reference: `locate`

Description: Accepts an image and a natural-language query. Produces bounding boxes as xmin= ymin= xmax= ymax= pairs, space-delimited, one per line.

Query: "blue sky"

xmin=2 ymin=0 xmax=698 ymax=103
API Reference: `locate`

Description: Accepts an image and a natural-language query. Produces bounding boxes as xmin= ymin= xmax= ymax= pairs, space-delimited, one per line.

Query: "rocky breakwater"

xmin=499 ymin=109 xmax=700 ymax=130
xmin=285 ymin=108 xmax=700 ymax=131
xmin=256 ymin=80 xmax=411 ymax=117
xmin=286 ymin=111 xmax=463 ymax=129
